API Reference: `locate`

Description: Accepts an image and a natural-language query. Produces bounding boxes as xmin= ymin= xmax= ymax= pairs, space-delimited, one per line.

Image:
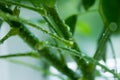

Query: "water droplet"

xmin=86 ymin=61 xmax=89 ymax=64
xmin=69 ymin=41 xmax=74 ymax=47
xmin=67 ymin=27 xmax=70 ymax=31
xmin=109 ymin=22 xmax=118 ymax=32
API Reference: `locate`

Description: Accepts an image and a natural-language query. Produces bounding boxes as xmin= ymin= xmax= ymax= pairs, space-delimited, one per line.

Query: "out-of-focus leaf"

xmin=65 ymin=14 xmax=77 ymax=35
xmin=82 ymin=0 xmax=95 ymax=10
xmin=100 ymin=0 xmax=120 ymax=23
xmin=99 ymin=0 xmax=120 ymax=34
xmin=76 ymin=21 xmax=91 ymax=35
xmin=95 ymin=70 xmax=101 ymax=76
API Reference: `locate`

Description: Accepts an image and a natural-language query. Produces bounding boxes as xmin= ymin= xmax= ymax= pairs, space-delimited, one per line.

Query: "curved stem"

xmin=52 ymin=46 xmax=120 ymax=80
xmin=0 ymin=0 xmax=46 ymax=15
xmin=94 ymin=27 xmax=111 ymax=60
xmin=7 ymin=59 xmax=65 ymax=80
xmin=0 ymin=11 xmax=73 ymax=46
xmin=0 ymin=52 xmax=38 ymax=58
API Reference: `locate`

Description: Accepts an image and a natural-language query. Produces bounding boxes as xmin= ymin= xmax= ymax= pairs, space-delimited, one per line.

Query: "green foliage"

xmin=96 ymin=0 xmax=120 ymax=62
xmin=0 ymin=0 xmax=120 ymax=80
xmin=99 ymin=0 xmax=120 ymax=33
xmin=65 ymin=14 xmax=77 ymax=35
xmin=99 ymin=0 xmax=120 ymax=24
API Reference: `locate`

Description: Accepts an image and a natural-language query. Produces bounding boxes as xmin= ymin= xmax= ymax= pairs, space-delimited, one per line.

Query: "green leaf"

xmin=82 ymin=0 xmax=95 ymax=10
xmin=100 ymin=0 xmax=120 ymax=23
xmin=99 ymin=0 xmax=120 ymax=34
xmin=76 ymin=21 xmax=91 ymax=35
xmin=95 ymin=70 xmax=101 ymax=77
xmin=65 ymin=14 xmax=77 ymax=35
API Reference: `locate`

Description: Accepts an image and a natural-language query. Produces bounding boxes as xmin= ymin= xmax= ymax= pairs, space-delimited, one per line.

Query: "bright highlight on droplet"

xmin=109 ymin=22 xmax=118 ymax=31
xmin=68 ymin=41 xmax=74 ymax=47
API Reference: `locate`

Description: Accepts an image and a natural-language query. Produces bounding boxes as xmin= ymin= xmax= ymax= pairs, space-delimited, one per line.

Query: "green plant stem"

xmin=0 ymin=11 xmax=73 ymax=47
xmin=0 ymin=52 xmax=39 ymax=58
xmin=46 ymin=7 xmax=93 ymax=79
xmin=0 ymin=0 xmax=46 ymax=15
xmin=42 ymin=8 xmax=87 ymax=75
xmin=43 ymin=16 xmax=67 ymax=65
xmin=0 ymin=6 xmax=80 ymax=79
xmin=7 ymin=59 xmax=65 ymax=80
xmin=42 ymin=9 xmax=83 ymax=75
xmin=0 ymin=28 xmax=19 ymax=44
xmin=53 ymin=46 xmax=120 ymax=80
xmin=0 ymin=2 xmax=96 ymax=79
xmin=39 ymin=47 xmax=79 ymax=80
xmin=46 ymin=7 xmax=72 ymax=40
xmin=85 ymin=26 xmax=112 ymax=80
xmin=42 ymin=16 xmax=59 ymax=35
xmin=0 ymin=14 xmax=79 ymax=80
xmin=9 ymin=23 xmax=79 ymax=79
xmin=0 ymin=2 xmax=88 ymax=74
xmin=1 ymin=1 xmax=118 ymax=80
xmin=94 ymin=27 xmax=111 ymax=60
xmin=18 ymin=24 xmax=79 ymax=80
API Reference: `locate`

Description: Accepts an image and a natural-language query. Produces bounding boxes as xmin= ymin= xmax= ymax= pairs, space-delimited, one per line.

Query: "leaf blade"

xmin=65 ymin=14 xmax=77 ymax=35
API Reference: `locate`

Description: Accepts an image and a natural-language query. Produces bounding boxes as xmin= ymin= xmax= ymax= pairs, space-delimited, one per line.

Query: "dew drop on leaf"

xmin=68 ymin=41 xmax=74 ymax=47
